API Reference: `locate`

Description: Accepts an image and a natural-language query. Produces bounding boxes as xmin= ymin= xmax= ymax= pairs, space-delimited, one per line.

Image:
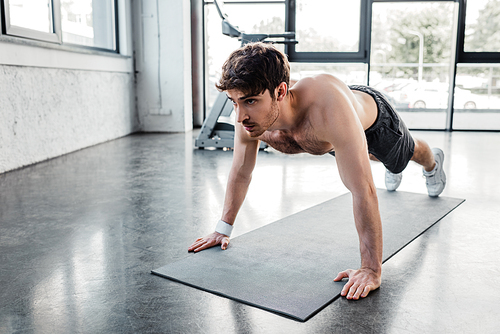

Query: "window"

xmin=464 ymin=0 xmax=500 ymax=53
xmin=453 ymin=64 xmax=500 ymax=130
xmin=458 ymin=0 xmax=500 ymax=63
xmin=370 ymin=1 xmax=456 ymax=130
xmin=455 ymin=0 xmax=500 ymax=130
xmin=295 ymin=0 xmax=360 ymax=53
xmin=2 ymin=0 xmax=117 ymax=51
xmin=3 ymin=0 xmax=61 ymax=43
xmin=8 ymin=0 xmax=52 ymax=33
xmin=60 ymin=0 xmax=116 ymax=50
xmin=201 ymin=0 xmax=500 ymax=131
xmin=286 ymin=0 xmax=370 ymax=63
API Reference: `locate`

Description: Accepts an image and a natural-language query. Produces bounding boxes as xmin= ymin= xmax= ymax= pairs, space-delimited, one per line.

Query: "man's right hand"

xmin=188 ymin=232 xmax=230 ymax=252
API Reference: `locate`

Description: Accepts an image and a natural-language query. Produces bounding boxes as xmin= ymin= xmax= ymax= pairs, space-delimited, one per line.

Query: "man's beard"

xmin=245 ymin=100 xmax=279 ymax=137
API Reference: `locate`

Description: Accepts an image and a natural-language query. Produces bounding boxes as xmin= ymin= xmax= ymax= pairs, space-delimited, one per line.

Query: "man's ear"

xmin=275 ymin=82 xmax=288 ymax=101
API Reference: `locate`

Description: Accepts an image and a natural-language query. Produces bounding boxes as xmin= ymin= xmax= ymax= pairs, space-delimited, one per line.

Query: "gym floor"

xmin=1 ymin=130 xmax=499 ymax=333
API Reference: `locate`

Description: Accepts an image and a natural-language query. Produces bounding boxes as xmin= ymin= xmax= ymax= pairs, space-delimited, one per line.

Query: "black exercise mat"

xmin=152 ymin=190 xmax=464 ymax=321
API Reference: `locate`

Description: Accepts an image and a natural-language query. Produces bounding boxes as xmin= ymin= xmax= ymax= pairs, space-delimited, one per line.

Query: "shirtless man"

xmin=188 ymin=42 xmax=446 ymax=300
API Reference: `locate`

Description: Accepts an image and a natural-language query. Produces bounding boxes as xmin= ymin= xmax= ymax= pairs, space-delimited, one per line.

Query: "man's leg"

xmin=411 ymin=138 xmax=446 ymax=197
xmin=374 ymin=138 xmax=446 ymax=196
xmin=369 ymin=154 xmax=404 ymax=191
xmin=410 ymin=139 xmax=435 ymax=172
xmin=355 ymin=85 xmax=445 ymax=195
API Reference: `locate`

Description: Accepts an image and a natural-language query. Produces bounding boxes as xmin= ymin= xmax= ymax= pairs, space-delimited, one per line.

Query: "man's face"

xmin=226 ymin=89 xmax=279 ymax=138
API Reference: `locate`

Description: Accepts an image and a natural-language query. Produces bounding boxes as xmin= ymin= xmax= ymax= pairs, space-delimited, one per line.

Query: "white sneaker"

xmin=385 ymin=169 xmax=403 ymax=191
xmin=424 ymin=148 xmax=446 ymax=197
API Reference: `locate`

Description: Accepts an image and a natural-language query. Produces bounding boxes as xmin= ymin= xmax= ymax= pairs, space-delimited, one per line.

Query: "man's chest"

xmin=260 ymin=130 xmax=334 ymax=156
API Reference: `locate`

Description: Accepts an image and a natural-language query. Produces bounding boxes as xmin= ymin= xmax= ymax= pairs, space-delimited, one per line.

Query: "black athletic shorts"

xmin=330 ymin=85 xmax=415 ymax=174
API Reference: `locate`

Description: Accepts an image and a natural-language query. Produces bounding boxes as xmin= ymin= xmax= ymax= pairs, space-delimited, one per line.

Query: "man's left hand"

xmin=333 ymin=268 xmax=381 ymax=300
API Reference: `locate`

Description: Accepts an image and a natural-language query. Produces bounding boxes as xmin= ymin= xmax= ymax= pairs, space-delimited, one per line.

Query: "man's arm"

xmin=333 ymin=146 xmax=383 ymax=299
xmin=317 ymin=80 xmax=383 ymax=299
xmin=188 ymin=122 xmax=260 ymax=252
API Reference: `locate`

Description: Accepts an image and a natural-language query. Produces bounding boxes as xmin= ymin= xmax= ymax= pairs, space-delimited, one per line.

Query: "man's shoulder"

xmin=293 ymin=74 xmax=347 ymax=96
xmin=292 ymin=75 xmax=349 ymax=108
xmin=294 ymin=75 xmax=359 ymax=130
xmin=295 ymin=73 xmax=340 ymax=85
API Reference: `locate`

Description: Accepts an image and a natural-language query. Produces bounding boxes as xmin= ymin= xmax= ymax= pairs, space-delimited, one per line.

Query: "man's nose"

xmin=235 ymin=108 xmax=248 ymax=123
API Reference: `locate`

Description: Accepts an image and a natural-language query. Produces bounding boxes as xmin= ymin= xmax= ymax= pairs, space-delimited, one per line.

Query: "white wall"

xmin=0 ymin=65 xmax=136 ymax=174
xmin=133 ymin=0 xmax=193 ymax=132
xmin=0 ymin=1 xmax=138 ymax=174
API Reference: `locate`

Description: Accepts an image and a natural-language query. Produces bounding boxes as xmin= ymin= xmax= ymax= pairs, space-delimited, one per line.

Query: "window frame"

xmin=0 ymin=0 xmax=132 ymax=74
xmin=1 ymin=0 xmax=119 ymax=53
xmin=456 ymin=0 xmax=500 ymax=63
xmin=2 ymin=0 xmax=62 ymax=44
xmin=60 ymin=0 xmax=119 ymax=52
xmin=285 ymin=0 xmax=372 ymax=63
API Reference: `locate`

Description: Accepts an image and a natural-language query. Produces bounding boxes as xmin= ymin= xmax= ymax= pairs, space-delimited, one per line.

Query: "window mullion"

xmin=52 ymin=0 xmax=62 ymax=43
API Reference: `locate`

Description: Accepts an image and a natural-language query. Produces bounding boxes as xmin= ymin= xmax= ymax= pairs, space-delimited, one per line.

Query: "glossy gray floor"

xmin=1 ymin=131 xmax=499 ymax=333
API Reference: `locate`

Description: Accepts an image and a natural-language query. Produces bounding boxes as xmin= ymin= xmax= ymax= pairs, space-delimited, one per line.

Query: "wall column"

xmin=134 ymin=0 xmax=193 ymax=132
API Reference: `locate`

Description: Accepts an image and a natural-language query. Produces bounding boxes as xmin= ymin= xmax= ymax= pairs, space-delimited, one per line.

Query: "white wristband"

xmin=215 ymin=220 xmax=233 ymax=237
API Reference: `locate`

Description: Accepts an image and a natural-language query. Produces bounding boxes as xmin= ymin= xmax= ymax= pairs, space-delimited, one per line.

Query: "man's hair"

xmin=216 ymin=42 xmax=290 ymax=99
